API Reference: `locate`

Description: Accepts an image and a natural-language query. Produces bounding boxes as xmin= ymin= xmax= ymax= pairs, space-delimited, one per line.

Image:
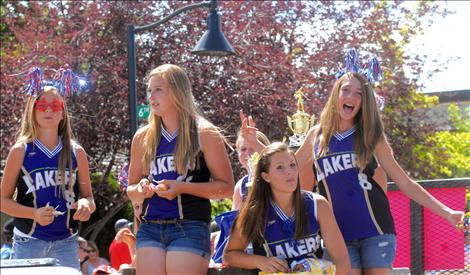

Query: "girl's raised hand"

xmin=34 ymin=203 xmax=55 ymax=226
xmin=239 ymin=110 xmax=260 ymax=147
xmin=72 ymin=198 xmax=93 ymax=221
xmin=240 ymin=110 xmax=257 ymax=131
xmin=256 ymin=256 xmax=290 ymax=273
xmin=239 ymin=110 xmax=268 ymax=154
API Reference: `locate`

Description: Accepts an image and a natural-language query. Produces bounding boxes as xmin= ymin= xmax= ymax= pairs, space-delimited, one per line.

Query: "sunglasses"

xmin=34 ymin=98 xmax=64 ymax=112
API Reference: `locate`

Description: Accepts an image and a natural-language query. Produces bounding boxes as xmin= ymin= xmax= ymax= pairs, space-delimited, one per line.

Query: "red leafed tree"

xmin=0 ymin=1 xmax=156 ymax=251
xmin=1 ymin=1 xmax=449 ymax=251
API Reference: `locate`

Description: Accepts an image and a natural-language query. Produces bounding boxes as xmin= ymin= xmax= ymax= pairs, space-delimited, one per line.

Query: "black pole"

xmin=410 ymin=201 xmax=424 ymax=274
xmin=127 ymin=25 xmax=138 ymax=138
xmin=127 ymin=0 xmax=232 ymax=140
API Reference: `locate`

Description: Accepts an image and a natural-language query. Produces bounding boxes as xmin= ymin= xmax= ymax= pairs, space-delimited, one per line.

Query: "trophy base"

xmin=288 ymin=135 xmax=304 ymax=148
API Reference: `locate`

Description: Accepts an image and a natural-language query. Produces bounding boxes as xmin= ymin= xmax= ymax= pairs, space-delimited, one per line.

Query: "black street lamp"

xmin=127 ymin=0 xmax=235 ymax=138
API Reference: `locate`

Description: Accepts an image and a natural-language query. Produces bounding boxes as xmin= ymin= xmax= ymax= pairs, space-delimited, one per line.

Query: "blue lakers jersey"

xmin=314 ymin=127 xmax=395 ymax=241
xmin=253 ymin=192 xmax=321 ymax=265
xmin=14 ymin=139 xmax=79 ymax=241
xmin=141 ymin=126 xmax=211 ymax=222
xmin=237 ymin=175 xmax=250 ymax=203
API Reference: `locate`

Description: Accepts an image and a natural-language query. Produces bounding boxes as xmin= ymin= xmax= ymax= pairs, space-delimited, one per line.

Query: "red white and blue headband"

xmin=12 ymin=66 xmax=84 ymax=98
xmin=335 ymin=48 xmax=385 ymax=110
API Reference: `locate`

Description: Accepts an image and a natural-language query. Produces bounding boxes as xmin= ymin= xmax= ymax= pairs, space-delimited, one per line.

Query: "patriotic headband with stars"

xmin=335 ymin=48 xmax=385 ymax=110
xmin=13 ymin=66 xmax=83 ymax=98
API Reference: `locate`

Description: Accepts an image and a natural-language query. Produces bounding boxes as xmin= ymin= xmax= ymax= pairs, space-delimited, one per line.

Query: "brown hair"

xmin=235 ymin=142 xmax=308 ymax=244
xmin=316 ymin=72 xmax=383 ymax=169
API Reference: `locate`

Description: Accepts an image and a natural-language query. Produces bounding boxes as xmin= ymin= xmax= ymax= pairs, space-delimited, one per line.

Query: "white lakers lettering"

xmin=23 ymin=170 xmax=76 ymax=195
xmin=271 ymin=235 xmax=320 ymax=259
xmin=150 ymin=156 xmax=175 ymax=175
xmin=316 ymin=153 xmax=373 ymax=191
xmin=316 ymin=153 xmax=356 ymax=181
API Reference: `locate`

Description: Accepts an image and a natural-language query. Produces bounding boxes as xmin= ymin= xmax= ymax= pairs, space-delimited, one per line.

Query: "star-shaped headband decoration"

xmin=335 ymin=48 xmax=385 ymax=110
xmin=13 ymin=66 xmax=83 ymax=98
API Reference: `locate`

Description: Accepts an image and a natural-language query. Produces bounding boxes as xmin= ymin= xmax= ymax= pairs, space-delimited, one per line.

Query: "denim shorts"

xmin=323 ymin=234 xmax=396 ymax=269
xmin=136 ymin=219 xmax=211 ymax=261
xmin=345 ymin=234 xmax=396 ymax=269
xmin=11 ymin=233 xmax=79 ymax=270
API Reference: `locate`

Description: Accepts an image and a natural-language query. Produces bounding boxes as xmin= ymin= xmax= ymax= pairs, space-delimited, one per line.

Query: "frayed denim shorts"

xmin=136 ymin=219 xmax=211 ymax=261
xmin=323 ymin=233 xmax=396 ymax=269
xmin=346 ymin=234 xmax=396 ymax=269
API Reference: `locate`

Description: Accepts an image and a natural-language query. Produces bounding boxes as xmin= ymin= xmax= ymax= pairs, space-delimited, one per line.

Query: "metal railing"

xmin=388 ymin=178 xmax=470 ymax=275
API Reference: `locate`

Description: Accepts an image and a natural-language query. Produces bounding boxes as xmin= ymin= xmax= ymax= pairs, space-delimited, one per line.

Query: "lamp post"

xmin=127 ymin=0 xmax=235 ymax=138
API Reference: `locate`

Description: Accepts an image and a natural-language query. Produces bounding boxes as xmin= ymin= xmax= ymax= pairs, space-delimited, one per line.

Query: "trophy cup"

xmin=287 ymin=88 xmax=315 ymax=148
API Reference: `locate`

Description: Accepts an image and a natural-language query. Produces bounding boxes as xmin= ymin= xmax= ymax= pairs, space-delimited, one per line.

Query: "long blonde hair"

xmin=16 ymin=86 xmax=75 ymax=198
xmin=316 ymin=73 xmax=383 ymax=169
xmin=141 ymin=64 xmax=202 ymax=175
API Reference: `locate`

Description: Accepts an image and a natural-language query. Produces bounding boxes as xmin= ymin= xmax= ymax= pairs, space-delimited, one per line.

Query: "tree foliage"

xmin=413 ymin=104 xmax=470 ymax=178
xmin=1 ymin=0 xmax=454 ymax=249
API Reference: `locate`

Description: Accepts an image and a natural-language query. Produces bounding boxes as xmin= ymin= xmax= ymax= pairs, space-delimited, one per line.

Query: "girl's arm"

xmin=295 ymin=126 xmax=317 ymax=171
xmin=232 ymin=180 xmax=243 ymax=211
xmin=376 ymin=136 xmax=465 ymax=227
xmin=0 ymin=144 xmax=55 ymax=226
xmin=296 ymin=127 xmax=318 ymax=191
xmin=299 ymin=157 xmax=316 ymax=191
xmin=126 ymin=128 xmax=155 ymax=204
xmin=73 ymin=145 xmax=95 ymax=221
xmin=316 ymin=195 xmax=350 ymax=275
xmin=156 ymin=125 xmax=234 ymax=200
xmin=223 ymin=224 xmax=289 ymax=273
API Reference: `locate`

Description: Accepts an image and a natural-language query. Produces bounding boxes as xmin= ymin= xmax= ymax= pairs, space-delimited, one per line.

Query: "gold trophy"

xmin=287 ymin=88 xmax=315 ymax=148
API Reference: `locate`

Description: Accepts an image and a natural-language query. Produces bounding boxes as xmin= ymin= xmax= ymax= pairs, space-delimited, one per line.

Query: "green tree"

xmin=414 ymin=104 xmax=470 ymax=178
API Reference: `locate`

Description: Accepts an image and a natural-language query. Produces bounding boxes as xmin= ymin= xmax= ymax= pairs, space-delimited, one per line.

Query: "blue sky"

xmin=414 ymin=2 xmax=470 ymax=93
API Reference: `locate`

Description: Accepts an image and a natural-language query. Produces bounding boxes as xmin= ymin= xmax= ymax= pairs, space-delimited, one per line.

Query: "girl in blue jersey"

xmin=224 ymin=142 xmax=350 ymax=274
xmin=126 ymin=64 xmax=234 ymax=275
xmin=241 ymin=52 xmax=467 ymax=274
xmin=0 ymin=85 xmax=95 ymax=270
xmin=294 ymin=72 xmax=467 ymax=274
xmin=232 ymin=111 xmax=270 ymax=211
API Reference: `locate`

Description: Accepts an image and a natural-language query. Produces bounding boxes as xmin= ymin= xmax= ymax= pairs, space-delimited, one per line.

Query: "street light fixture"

xmin=127 ymin=0 xmax=235 ymax=138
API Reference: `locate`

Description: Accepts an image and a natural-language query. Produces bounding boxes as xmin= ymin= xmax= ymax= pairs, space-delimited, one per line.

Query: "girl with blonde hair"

xmin=1 ymin=69 xmax=95 ymax=270
xmin=127 ymin=64 xmax=234 ymax=274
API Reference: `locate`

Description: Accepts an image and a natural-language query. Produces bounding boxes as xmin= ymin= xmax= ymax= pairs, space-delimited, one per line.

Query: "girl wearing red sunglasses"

xmin=0 ymin=85 xmax=96 ymax=271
